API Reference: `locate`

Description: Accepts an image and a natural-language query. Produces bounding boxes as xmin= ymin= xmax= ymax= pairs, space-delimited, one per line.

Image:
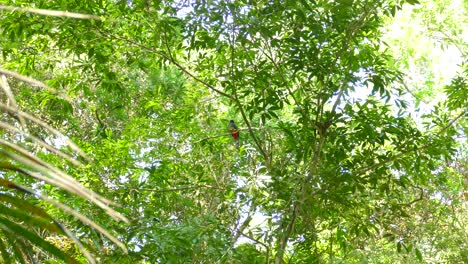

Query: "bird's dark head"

xmin=229 ymin=120 xmax=234 ymax=123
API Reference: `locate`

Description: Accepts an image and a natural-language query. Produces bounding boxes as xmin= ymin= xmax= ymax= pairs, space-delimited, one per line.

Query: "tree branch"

xmin=162 ymin=30 xmax=235 ymax=100
xmin=258 ymin=42 xmax=299 ymax=107
xmin=275 ymin=7 xmax=379 ymax=263
xmin=99 ymin=30 xmax=234 ymax=100
xmin=240 ymin=231 xmax=269 ymax=250
xmin=231 ymin=215 xmax=252 ymax=245
xmin=398 ymin=185 xmax=425 ymax=207
xmin=329 ymin=6 xmax=372 ymax=116
xmin=226 ymin=7 xmax=270 ymax=164
xmin=355 ymin=110 xmax=466 ymax=176
xmin=130 ymin=185 xmax=224 ymax=193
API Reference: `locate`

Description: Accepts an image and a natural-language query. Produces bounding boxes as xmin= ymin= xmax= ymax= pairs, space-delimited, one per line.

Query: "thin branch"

xmin=277 ymin=9 xmax=370 ymax=257
xmin=275 ymin=7 xmax=377 ymax=262
xmin=232 ymin=215 xmax=252 ymax=244
xmin=330 ymin=88 xmax=346 ymax=115
xmin=0 ymin=5 xmax=101 ymax=20
xmin=131 ymin=185 xmax=224 ymax=193
xmin=101 ymin=28 xmax=266 ymax=161
xmin=427 ymin=27 xmax=466 ymax=56
xmin=101 ymin=29 xmax=234 ymax=99
xmin=235 ymin=92 xmax=270 ymax=162
xmin=277 ymin=132 xmax=325 ymax=260
xmin=397 ymin=75 xmax=430 ymax=104
xmin=194 ymin=132 xmax=234 ymax=143
xmin=441 ymin=110 xmax=466 ymax=132
xmin=241 ymin=231 xmax=270 ymax=250
xmin=258 ymin=42 xmax=299 ymax=107
xmin=328 ymin=5 xmax=372 ymax=118
xmin=171 ymin=67 xmax=232 ymax=98
xmin=355 ymin=110 xmax=466 ymax=176
xmin=163 ymin=30 xmax=235 ymax=100
xmin=398 ymin=185 xmax=425 ymax=207
xmin=226 ymin=7 xmax=270 ymax=164
xmin=193 ymin=127 xmax=266 ymax=144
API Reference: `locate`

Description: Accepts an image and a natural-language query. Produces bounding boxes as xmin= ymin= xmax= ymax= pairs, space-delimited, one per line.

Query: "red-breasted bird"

xmin=228 ymin=120 xmax=239 ymax=147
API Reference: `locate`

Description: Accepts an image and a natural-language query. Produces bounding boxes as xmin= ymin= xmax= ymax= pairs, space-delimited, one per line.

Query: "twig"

xmin=193 ymin=127 xmax=266 ymax=144
xmin=132 ymin=185 xmax=224 ymax=193
xmin=327 ymin=5 xmax=373 ymax=120
xmin=232 ymin=215 xmax=252 ymax=244
xmin=427 ymin=27 xmax=466 ymax=56
xmin=258 ymin=42 xmax=299 ymax=106
xmin=226 ymin=7 xmax=270 ymax=165
xmin=355 ymin=110 xmax=466 ymax=176
xmin=240 ymin=231 xmax=269 ymax=250
xmin=162 ymin=30 xmax=235 ymax=100
xmin=194 ymin=132 xmax=233 ymax=143
xmin=398 ymin=75 xmax=430 ymax=104
xmin=100 ymin=29 xmax=234 ymax=100
xmin=275 ymin=7 xmax=377 ymax=262
xmin=398 ymin=185 xmax=425 ymax=206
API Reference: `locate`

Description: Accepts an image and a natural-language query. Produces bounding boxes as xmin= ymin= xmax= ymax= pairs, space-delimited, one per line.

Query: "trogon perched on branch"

xmin=228 ymin=120 xmax=239 ymax=148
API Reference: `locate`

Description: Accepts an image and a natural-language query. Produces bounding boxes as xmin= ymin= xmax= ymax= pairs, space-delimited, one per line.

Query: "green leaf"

xmin=406 ymin=0 xmax=421 ymax=5
xmin=415 ymin=248 xmax=423 ymax=261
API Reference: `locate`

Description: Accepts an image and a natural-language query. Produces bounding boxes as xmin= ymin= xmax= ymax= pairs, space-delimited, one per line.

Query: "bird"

xmin=228 ymin=120 xmax=239 ymax=148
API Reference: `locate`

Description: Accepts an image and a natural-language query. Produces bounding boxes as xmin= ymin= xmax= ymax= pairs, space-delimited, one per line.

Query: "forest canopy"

xmin=0 ymin=0 xmax=466 ymax=263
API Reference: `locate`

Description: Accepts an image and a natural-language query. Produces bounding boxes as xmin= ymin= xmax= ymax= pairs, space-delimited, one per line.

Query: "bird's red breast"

xmin=228 ymin=120 xmax=239 ymax=140
xmin=231 ymin=131 xmax=239 ymax=140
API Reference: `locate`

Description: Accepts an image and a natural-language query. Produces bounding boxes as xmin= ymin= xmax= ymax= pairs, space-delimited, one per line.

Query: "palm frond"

xmin=0 ymin=71 xmax=127 ymax=262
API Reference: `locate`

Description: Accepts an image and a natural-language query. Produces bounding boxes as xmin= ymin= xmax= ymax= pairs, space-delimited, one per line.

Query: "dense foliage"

xmin=0 ymin=0 xmax=466 ymax=263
